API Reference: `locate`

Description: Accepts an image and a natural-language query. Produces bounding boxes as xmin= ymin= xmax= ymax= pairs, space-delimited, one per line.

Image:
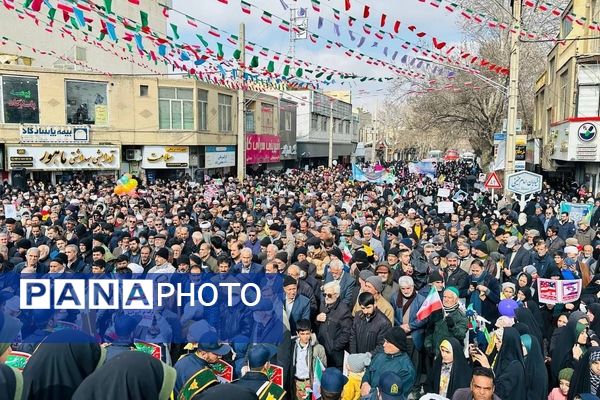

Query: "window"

xmin=75 ymin=46 xmax=87 ymax=62
xmin=559 ymin=72 xmax=570 ymax=120
xmin=311 ymin=114 xmax=318 ymax=130
xmin=578 ymin=85 xmax=600 ymax=117
xmin=245 ymin=110 xmax=255 ymax=132
xmin=2 ymin=75 xmax=39 ymax=124
xmin=261 ymin=103 xmax=274 ymax=134
xmin=198 ymin=89 xmax=208 ymax=131
xmin=562 ymin=11 xmax=573 ymax=38
xmin=284 ymin=110 xmax=292 ymax=131
xmin=66 ymin=80 xmax=108 ymax=125
xmin=158 ymin=87 xmax=194 ymax=130
xmin=345 ymin=121 xmax=350 ymax=134
xmin=140 ymin=85 xmax=149 ymax=97
xmin=548 ymin=57 xmax=556 ymax=84
xmin=218 ymin=93 xmax=232 ymax=132
xmin=321 ymin=116 xmax=328 ymax=131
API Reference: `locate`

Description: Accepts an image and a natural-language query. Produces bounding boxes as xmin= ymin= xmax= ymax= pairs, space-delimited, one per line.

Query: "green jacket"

xmin=362 ymin=351 xmax=415 ymax=399
xmin=424 ymin=308 xmax=468 ymax=356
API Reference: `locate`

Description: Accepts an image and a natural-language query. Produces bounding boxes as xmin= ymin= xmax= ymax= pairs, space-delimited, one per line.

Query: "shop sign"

xmin=19 ymin=124 xmax=90 ymax=143
xmin=141 ymin=146 xmax=189 ymax=169
xmin=205 ymin=146 xmax=236 ymax=169
xmin=6 ymin=145 xmax=120 ymax=170
xmin=246 ymin=134 xmax=280 ymax=164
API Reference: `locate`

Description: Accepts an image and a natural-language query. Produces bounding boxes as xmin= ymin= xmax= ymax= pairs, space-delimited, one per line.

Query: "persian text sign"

xmin=507 ymin=171 xmax=543 ymax=195
xmin=537 ymin=278 xmax=582 ymax=304
xmin=20 ymin=125 xmax=90 ymax=143
xmin=6 ymin=145 xmax=120 ymax=171
xmin=246 ymin=134 xmax=281 ymax=164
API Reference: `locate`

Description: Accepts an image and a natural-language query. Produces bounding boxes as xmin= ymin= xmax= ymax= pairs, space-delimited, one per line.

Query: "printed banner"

xmin=537 ymin=278 xmax=582 ymax=304
xmin=408 ymin=160 xmax=437 ymax=177
xmin=351 ymin=164 xmax=395 ymax=184
xmin=246 ymin=134 xmax=281 ymax=164
xmin=560 ymin=201 xmax=593 ymax=225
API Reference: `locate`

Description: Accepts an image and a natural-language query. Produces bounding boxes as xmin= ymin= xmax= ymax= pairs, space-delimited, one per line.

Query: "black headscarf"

xmin=429 ymin=337 xmax=472 ymax=398
xmin=525 ymin=300 xmax=547 ymax=338
xmin=493 ymin=327 xmax=526 ymax=400
xmin=22 ymin=329 xmax=106 ymax=400
xmin=73 ymin=351 xmax=176 ymax=400
xmin=193 ymin=384 xmax=259 ymax=400
xmin=589 ymin=303 xmax=600 ymax=335
xmin=521 ymin=334 xmax=548 ymax=400
xmin=551 ymin=318 xmax=583 ymax=383
xmin=567 ymin=346 xmax=600 ymax=400
xmin=515 ymin=307 xmax=543 ymax=351
xmin=0 ymin=364 xmax=22 ymax=400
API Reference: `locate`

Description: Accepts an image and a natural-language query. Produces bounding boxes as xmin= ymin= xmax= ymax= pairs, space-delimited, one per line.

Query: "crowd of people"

xmin=0 ymin=159 xmax=600 ymax=400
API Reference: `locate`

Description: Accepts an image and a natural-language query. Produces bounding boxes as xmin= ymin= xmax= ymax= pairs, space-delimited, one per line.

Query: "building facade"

xmin=0 ymin=1 xmax=170 ymax=74
xmin=281 ymin=90 xmax=354 ymax=167
xmin=0 ymin=65 xmax=239 ymax=183
xmin=534 ymin=0 xmax=600 ymax=191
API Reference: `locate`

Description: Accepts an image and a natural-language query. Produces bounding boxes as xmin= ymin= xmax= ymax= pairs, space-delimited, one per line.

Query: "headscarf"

xmin=73 ymin=351 xmax=176 ymax=400
xmin=0 ymin=364 xmax=23 ymax=400
xmin=22 ymin=329 xmax=106 ymax=400
xmin=552 ymin=319 xmax=584 ymax=383
xmin=589 ymin=303 xmax=600 ymax=335
xmin=515 ymin=307 xmax=543 ymax=351
xmin=591 ymin=350 xmax=600 ymax=396
xmin=492 ymin=327 xmax=526 ymax=400
xmin=521 ymin=334 xmax=548 ymax=400
xmin=429 ymin=337 xmax=471 ymax=399
xmin=568 ymin=347 xmax=600 ymax=400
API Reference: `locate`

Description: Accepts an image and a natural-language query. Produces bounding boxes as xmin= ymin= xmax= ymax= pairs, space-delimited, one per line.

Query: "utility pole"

xmin=236 ymin=23 xmax=246 ymax=181
xmin=328 ymin=98 xmax=334 ymax=168
xmin=503 ymin=0 xmax=521 ymax=194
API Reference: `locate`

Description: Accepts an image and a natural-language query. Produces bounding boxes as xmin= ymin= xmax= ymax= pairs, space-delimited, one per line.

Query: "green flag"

xmin=140 ymin=10 xmax=148 ymax=29
xmin=170 ymin=23 xmax=180 ymax=40
xmin=196 ymin=34 xmax=208 ymax=47
xmin=104 ymin=0 xmax=112 ymax=14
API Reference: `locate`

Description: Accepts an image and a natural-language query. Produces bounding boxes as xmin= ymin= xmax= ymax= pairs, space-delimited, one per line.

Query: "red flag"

xmin=393 ymin=20 xmax=400 ymax=33
xmin=363 ymin=5 xmax=370 ymax=18
xmin=345 ymin=0 xmax=351 ymax=11
xmin=380 ymin=13 xmax=387 ymax=27
xmin=128 ymin=0 xmax=139 ymax=4
xmin=432 ymin=37 xmax=446 ymax=49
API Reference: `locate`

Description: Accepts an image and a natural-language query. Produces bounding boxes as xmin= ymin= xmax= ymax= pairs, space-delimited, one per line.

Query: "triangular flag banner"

xmin=345 ymin=0 xmax=351 ymax=11
xmin=103 ymin=0 xmax=112 ymax=14
xmin=140 ymin=10 xmax=148 ymax=29
xmin=217 ymin=43 xmax=224 ymax=59
xmin=170 ymin=23 xmax=180 ymax=40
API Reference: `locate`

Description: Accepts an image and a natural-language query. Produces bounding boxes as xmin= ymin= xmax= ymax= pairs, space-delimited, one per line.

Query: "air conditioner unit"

xmin=125 ymin=149 xmax=142 ymax=161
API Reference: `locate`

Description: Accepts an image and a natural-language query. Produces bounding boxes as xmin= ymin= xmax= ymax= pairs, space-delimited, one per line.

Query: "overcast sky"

xmin=171 ymin=0 xmax=463 ymax=112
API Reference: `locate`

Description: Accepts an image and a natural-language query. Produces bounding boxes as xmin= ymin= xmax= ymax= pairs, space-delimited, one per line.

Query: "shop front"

xmin=5 ymin=144 xmax=120 ymax=184
xmin=204 ymin=146 xmax=236 ymax=178
xmin=141 ymin=145 xmax=190 ymax=184
xmin=246 ymin=134 xmax=281 ymax=174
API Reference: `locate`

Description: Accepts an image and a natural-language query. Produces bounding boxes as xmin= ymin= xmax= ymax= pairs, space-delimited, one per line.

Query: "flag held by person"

xmin=416 ymin=286 xmax=443 ymax=320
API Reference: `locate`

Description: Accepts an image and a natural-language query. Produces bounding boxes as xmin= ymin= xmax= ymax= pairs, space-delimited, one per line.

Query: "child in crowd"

xmin=548 ymin=368 xmax=573 ymax=400
xmin=342 ymin=353 xmax=371 ymax=400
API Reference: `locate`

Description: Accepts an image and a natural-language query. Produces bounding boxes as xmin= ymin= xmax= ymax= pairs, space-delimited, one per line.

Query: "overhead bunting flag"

xmin=311 ymin=0 xmax=320 ymax=12
xmin=279 ymin=20 xmax=290 ymax=32
xmin=380 ymin=13 xmax=387 ymax=27
xmin=241 ymin=0 xmax=251 ymax=14
xmin=363 ymin=4 xmax=370 ymax=18
xmin=170 ymin=23 xmax=180 ymax=40
xmin=261 ymin=11 xmax=272 ymax=24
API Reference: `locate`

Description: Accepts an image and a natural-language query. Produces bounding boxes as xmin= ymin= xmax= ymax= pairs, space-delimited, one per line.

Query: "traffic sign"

xmin=507 ymin=171 xmax=543 ymax=195
xmin=484 ymin=172 xmax=503 ymax=189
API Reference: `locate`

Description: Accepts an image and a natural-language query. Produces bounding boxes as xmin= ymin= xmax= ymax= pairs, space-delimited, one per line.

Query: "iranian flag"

xmin=311 ymin=0 xmax=320 ymax=12
xmin=311 ymin=357 xmax=325 ymax=400
xmin=416 ymin=286 xmax=443 ymax=321
xmin=261 ymin=11 xmax=272 ymax=24
xmin=278 ymin=20 xmax=290 ymax=32
xmin=241 ymin=0 xmax=251 ymax=14
xmin=342 ymin=244 xmax=352 ymax=265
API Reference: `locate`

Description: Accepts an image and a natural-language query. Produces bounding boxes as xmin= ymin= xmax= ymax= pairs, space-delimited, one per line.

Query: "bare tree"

xmin=392 ymin=0 xmax=568 ymax=162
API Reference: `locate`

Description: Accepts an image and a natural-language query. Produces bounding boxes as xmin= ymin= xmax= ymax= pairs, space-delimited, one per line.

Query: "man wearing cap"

xmin=174 ymin=332 xmax=230 ymax=398
xmin=361 ymin=327 xmax=415 ymax=399
xmin=375 ymin=371 xmax=407 ymax=400
xmin=314 ymin=367 xmax=346 ymax=400
xmin=424 ymin=287 xmax=467 ymax=358
xmin=233 ymin=344 xmax=286 ymax=400
xmin=284 ymin=276 xmax=311 ymax=333
xmin=502 ymin=236 xmax=531 ymax=283
xmin=148 ymin=247 xmax=175 ymax=273
xmin=352 ymin=275 xmax=394 ymax=324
